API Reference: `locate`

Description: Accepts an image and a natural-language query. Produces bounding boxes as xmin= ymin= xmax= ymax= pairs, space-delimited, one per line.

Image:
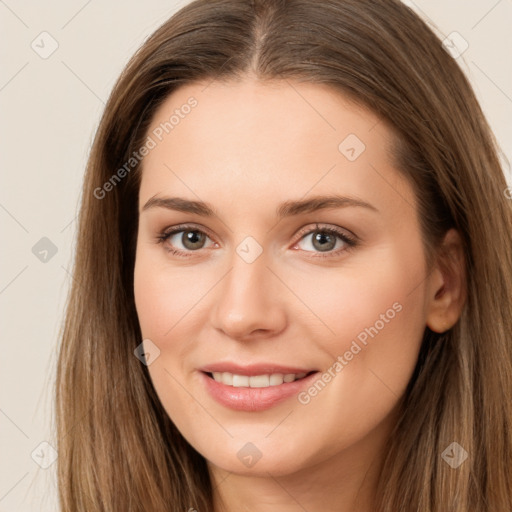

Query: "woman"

xmin=55 ymin=0 xmax=512 ymax=510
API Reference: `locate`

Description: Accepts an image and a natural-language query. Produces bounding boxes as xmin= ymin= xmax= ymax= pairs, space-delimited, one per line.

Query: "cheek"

xmin=133 ymin=252 xmax=207 ymax=433
xmin=134 ymin=250 xmax=203 ymax=340
xmin=289 ymin=243 xmax=427 ymax=429
xmin=133 ymin=250 xmax=216 ymax=399
xmin=134 ymin=265 xmax=174 ymax=339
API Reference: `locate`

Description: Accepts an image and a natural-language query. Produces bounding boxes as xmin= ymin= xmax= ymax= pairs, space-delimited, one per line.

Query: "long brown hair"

xmin=55 ymin=0 xmax=512 ymax=510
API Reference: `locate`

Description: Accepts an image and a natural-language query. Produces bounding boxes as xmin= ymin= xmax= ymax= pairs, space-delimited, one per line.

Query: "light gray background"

xmin=1 ymin=1 xmax=511 ymax=510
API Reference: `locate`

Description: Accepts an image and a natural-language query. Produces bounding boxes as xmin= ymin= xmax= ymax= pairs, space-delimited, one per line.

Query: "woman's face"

xmin=134 ymin=79 xmax=434 ymax=479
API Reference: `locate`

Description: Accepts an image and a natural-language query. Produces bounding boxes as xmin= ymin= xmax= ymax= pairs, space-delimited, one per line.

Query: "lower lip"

xmin=200 ymin=371 xmax=319 ymax=412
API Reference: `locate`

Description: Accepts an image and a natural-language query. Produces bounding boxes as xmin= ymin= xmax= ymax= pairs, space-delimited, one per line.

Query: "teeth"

xmin=211 ymin=371 xmax=309 ymax=387
xmin=269 ymin=373 xmax=284 ymax=386
xmin=233 ymin=374 xmax=249 ymax=387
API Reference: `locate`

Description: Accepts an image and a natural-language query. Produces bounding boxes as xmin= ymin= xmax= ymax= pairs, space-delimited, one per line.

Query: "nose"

xmin=209 ymin=247 xmax=287 ymax=341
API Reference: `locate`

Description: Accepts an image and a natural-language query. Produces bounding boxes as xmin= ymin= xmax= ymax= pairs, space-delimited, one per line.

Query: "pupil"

xmin=183 ymin=230 xmax=204 ymax=249
xmin=313 ymin=231 xmax=335 ymax=252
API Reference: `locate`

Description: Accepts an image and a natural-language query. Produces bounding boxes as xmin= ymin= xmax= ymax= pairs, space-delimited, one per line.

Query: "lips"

xmin=198 ymin=362 xmax=320 ymax=411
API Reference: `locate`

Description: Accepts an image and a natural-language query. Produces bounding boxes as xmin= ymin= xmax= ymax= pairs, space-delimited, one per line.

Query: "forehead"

xmin=139 ymin=79 xmax=413 ymax=219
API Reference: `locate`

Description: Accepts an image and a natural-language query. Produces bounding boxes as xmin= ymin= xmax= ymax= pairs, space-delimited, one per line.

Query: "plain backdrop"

xmin=1 ymin=0 xmax=511 ymax=510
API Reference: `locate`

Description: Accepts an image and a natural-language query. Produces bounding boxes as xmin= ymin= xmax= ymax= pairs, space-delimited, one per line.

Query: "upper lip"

xmin=199 ymin=362 xmax=318 ymax=376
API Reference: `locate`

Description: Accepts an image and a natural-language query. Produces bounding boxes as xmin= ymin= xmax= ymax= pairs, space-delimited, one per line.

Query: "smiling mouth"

xmin=204 ymin=370 xmax=317 ymax=388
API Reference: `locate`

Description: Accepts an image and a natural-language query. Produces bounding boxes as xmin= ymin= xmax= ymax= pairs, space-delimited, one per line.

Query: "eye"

xmin=156 ymin=222 xmax=358 ymax=259
xmin=293 ymin=224 xmax=358 ymax=258
xmin=156 ymin=224 xmax=216 ymax=257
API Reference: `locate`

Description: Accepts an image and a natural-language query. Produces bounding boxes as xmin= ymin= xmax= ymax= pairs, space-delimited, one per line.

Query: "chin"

xmin=201 ymin=437 xmax=316 ymax=478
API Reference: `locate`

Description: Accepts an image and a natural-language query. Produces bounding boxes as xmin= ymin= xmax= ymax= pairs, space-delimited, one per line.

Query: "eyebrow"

xmin=142 ymin=194 xmax=378 ymax=218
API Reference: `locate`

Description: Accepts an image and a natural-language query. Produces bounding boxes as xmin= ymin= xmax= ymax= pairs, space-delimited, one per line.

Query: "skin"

xmin=133 ymin=78 xmax=465 ymax=512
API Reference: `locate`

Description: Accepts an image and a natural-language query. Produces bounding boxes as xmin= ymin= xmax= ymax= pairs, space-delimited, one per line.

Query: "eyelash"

xmin=155 ymin=223 xmax=358 ymax=259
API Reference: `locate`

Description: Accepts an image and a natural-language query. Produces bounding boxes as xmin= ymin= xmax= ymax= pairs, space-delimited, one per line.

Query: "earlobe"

xmin=425 ymin=229 xmax=466 ymax=333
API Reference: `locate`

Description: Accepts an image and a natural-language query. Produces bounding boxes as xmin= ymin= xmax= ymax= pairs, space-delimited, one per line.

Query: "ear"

xmin=425 ymin=229 xmax=466 ymax=333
